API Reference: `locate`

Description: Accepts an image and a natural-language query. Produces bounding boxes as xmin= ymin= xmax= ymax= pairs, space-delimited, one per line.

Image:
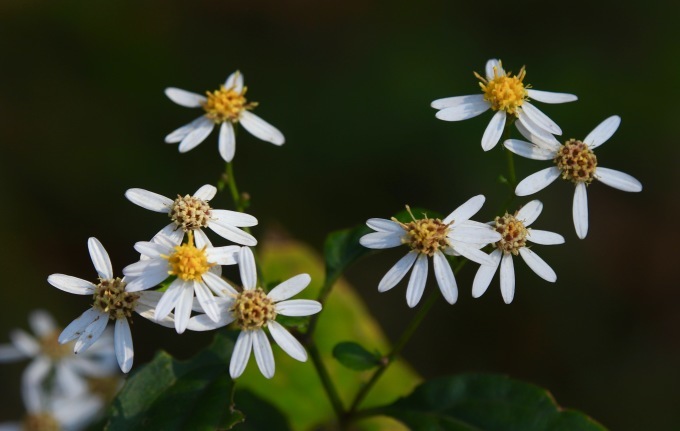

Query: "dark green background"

xmin=0 ymin=1 xmax=678 ymax=429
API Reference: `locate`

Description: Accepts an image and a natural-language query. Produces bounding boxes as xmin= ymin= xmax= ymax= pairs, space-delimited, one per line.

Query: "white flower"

xmin=47 ymin=238 xmax=169 ymax=373
xmin=123 ymin=232 xmax=240 ymax=334
xmin=187 ymin=247 xmax=322 ymax=379
xmin=472 ymin=200 xmax=564 ymax=303
xmin=359 ymin=195 xmax=502 ymax=307
xmin=0 ymin=309 xmax=117 ymax=398
xmin=125 ymin=184 xmax=258 ymax=247
xmin=505 ymin=115 xmax=643 ymax=239
xmin=164 ymin=71 xmax=285 ymax=162
xmin=431 ymin=59 xmax=577 ymax=151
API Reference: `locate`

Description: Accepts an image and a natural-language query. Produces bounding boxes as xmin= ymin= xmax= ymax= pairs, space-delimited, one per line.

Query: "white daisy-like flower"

xmin=0 ymin=309 xmax=117 ymax=399
xmin=47 ymin=238 xmax=170 ymax=373
xmin=472 ymin=200 xmax=565 ymax=303
xmin=187 ymin=247 xmax=322 ymax=379
xmin=505 ymin=115 xmax=643 ymax=239
xmin=431 ymin=59 xmax=577 ymax=151
xmin=164 ymin=71 xmax=285 ymax=162
xmin=359 ymin=195 xmax=503 ymax=307
xmin=125 ymin=184 xmax=258 ymax=247
xmin=123 ymin=232 xmax=240 ymax=334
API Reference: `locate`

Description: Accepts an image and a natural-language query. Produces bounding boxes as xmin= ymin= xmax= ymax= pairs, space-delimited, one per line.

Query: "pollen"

xmin=39 ymin=330 xmax=71 ymax=359
xmin=170 ymin=194 xmax=212 ymax=231
xmin=22 ymin=413 xmax=60 ymax=431
xmin=554 ymin=139 xmax=598 ymax=184
xmin=93 ymin=277 xmax=139 ymax=321
xmin=202 ymin=74 xmax=258 ymax=124
xmin=494 ymin=212 xmax=528 ymax=255
xmin=164 ymin=232 xmax=213 ymax=282
xmin=475 ymin=62 xmax=529 ymax=116
xmin=231 ymin=288 xmax=277 ymax=331
xmin=394 ymin=206 xmax=451 ymax=256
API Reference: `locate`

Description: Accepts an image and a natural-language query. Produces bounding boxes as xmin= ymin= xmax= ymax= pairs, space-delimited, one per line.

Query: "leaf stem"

xmin=308 ymin=340 xmax=345 ymax=422
xmin=500 ymin=118 xmax=518 ymax=213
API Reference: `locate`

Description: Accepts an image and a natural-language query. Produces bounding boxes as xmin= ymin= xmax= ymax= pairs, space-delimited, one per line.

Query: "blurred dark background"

xmin=0 ymin=0 xmax=678 ymax=429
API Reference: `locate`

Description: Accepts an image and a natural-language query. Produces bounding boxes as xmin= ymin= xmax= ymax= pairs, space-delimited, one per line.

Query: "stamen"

xmin=494 ymin=212 xmax=528 ymax=255
xmin=394 ymin=206 xmax=451 ymax=256
xmin=231 ymin=288 xmax=276 ymax=330
xmin=202 ymin=75 xmax=258 ymax=124
xmin=554 ymin=139 xmax=598 ymax=184
xmin=92 ymin=277 xmax=139 ymax=321
xmin=169 ymin=194 xmax=212 ymax=231
xmin=475 ymin=61 xmax=529 ymax=116
xmin=164 ymin=232 xmax=214 ymax=282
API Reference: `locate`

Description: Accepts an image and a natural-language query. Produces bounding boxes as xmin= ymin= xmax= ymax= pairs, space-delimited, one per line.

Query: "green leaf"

xmin=323 ymin=224 xmax=372 ymax=284
xmin=232 ymin=390 xmax=292 ymax=431
xmin=374 ymin=373 xmax=607 ymax=431
xmin=332 ymin=341 xmax=381 ymax=371
xmin=106 ymin=331 xmax=244 ymax=431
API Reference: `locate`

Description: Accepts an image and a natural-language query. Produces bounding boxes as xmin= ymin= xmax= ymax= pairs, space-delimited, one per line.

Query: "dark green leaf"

xmin=332 ymin=341 xmax=381 ymax=371
xmin=232 ymin=390 xmax=292 ymax=431
xmin=324 ymin=224 xmax=372 ymax=283
xmin=374 ymin=373 xmax=607 ymax=431
xmin=106 ymin=331 xmax=244 ymax=431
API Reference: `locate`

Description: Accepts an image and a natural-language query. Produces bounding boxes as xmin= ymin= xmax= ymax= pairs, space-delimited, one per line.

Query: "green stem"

xmin=308 ymin=341 xmax=345 ymax=422
xmin=225 ymin=162 xmax=245 ymax=213
xmin=305 ymin=272 xmax=341 ymax=343
xmin=499 ymin=118 xmax=517 ymax=213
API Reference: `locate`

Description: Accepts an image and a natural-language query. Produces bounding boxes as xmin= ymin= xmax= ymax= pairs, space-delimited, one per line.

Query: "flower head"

xmin=431 ymin=59 xmax=577 ymax=151
xmin=165 ymin=71 xmax=285 ymax=162
xmin=505 ymin=115 xmax=643 ymax=238
xmin=359 ymin=195 xmax=502 ymax=307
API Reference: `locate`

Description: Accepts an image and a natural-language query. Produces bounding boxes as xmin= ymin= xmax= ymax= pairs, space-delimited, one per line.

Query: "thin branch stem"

xmin=308 ymin=341 xmax=345 ymax=422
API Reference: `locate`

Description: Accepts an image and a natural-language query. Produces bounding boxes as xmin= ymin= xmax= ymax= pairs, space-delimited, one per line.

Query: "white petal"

xmin=573 ymin=182 xmax=589 ymax=239
xmin=211 ymin=209 xmax=258 ymax=227
xmin=55 ymin=362 xmax=88 ymax=397
xmin=431 ymin=94 xmax=485 ymax=110
xmin=240 ymin=111 xmax=285 ymax=145
xmin=165 ymin=88 xmax=206 ymax=108
xmin=114 ymin=319 xmax=134 ymax=373
xmin=516 ymin=200 xmax=543 ymax=226
xmin=178 ymin=117 xmax=214 ymax=153
xmin=443 ymin=194 xmax=486 ymax=225
xmin=74 ymin=311 xmax=109 ymax=353
xmin=53 ymin=395 xmax=103 ymax=430
xmin=595 ymin=167 xmax=642 ymax=192
xmin=202 ymin=271 xmax=238 ymax=298
xmin=527 ymin=89 xmax=577 ymax=104
xmin=275 ymin=299 xmax=322 ymax=317
xmin=515 ymin=167 xmax=561 ymax=196
xmin=472 ymin=249 xmax=502 ymax=298
xmin=123 ymin=259 xmax=170 ymax=292
xmin=584 ymin=115 xmax=620 ymax=149
xmin=0 ymin=344 xmax=25 ymax=362
xmin=238 ymin=247 xmax=258 ymax=290
xmin=500 ymin=253 xmax=515 ymax=304
xmin=450 ymin=224 xmax=501 ymax=244
xmin=527 ymin=229 xmax=565 ymax=245
xmin=252 ymin=329 xmax=275 ymax=379
xmin=28 ymin=310 xmax=57 ymax=337
xmin=504 ymin=139 xmax=556 ymax=160
xmin=125 ymin=188 xmax=173 ymax=213
xmin=194 ymin=281 xmax=220 ymax=323
xmin=485 ymin=59 xmax=504 ymax=80
xmin=432 ymin=251 xmax=457 ymax=304
xmin=134 ymin=303 xmax=175 ymax=329
xmin=206 ymin=245 xmax=240 ymax=266
xmin=515 ymin=118 xmax=562 ymax=151
xmin=209 ymin=220 xmax=257 ymax=246
xmin=187 ymin=312 xmax=235 ymax=331
xmin=22 ymin=357 xmax=51 ymax=412
xmin=378 ymin=252 xmax=417 ymax=292
xmin=10 ymin=329 xmax=39 ymax=357
xmin=152 ymin=223 xmax=185 ymax=246
xmin=435 ymin=97 xmax=489 ymax=121
xmin=133 ymin=240 xmax=172 ymax=259
xmin=517 ymin=110 xmax=558 ymax=144
xmin=225 ymin=71 xmax=244 ymax=92
xmin=59 ymin=308 xmax=101 ymax=344
xmin=359 ymin=231 xmax=404 ymax=249
xmin=405 ymin=254 xmax=428 ymax=308
xmin=450 ymin=241 xmax=497 ymax=266
xmin=481 ymin=110 xmax=506 ymax=151
xmin=520 ymin=102 xmax=562 ymax=135
xmin=154 ymin=279 xmax=185 ymax=321
xmin=47 ymin=274 xmax=96 ymax=295
xmin=268 ymin=274 xmax=311 ymax=302
xmin=230 ymin=331 xmax=253 ymax=378
xmin=366 ymin=218 xmax=403 ymax=233
xmin=174 ymin=283 xmax=195 ymax=334
xmin=88 ymin=237 xmax=113 ymax=280
xmin=218 ymin=122 xmax=236 ymax=162
xmin=165 ymin=116 xmax=206 ymax=143
xmin=268 ymin=321 xmax=307 ymax=361
xmin=193 ymin=228 xmax=213 ymax=249
xmin=193 ymin=184 xmax=217 ymax=201
xmin=519 ymin=248 xmax=557 ymax=282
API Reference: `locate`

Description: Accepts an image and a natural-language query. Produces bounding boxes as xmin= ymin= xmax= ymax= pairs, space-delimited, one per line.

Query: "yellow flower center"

xmin=164 ymin=232 xmax=213 ymax=281
xmin=495 ymin=212 xmax=528 ymax=255
xmin=231 ymin=288 xmax=277 ymax=330
xmin=22 ymin=413 xmax=61 ymax=431
xmin=202 ymin=76 xmax=258 ymax=124
xmin=394 ymin=206 xmax=451 ymax=256
xmin=39 ymin=330 xmax=71 ymax=360
xmin=554 ymin=139 xmax=598 ymax=184
xmin=169 ymin=194 xmax=212 ymax=231
xmin=475 ymin=63 xmax=529 ymax=116
xmin=93 ymin=277 xmax=139 ymax=321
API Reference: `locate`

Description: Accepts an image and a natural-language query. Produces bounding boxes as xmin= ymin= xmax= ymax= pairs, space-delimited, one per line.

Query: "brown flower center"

xmin=93 ymin=277 xmax=139 ymax=321
xmin=231 ymin=288 xmax=277 ymax=331
xmin=22 ymin=413 xmax=60 ymax=431
xmin=169 ymin=194 xmax=212 ymax=231
xmin=495 ymin=212 xmax=528 ymax=255
xmin=554 ymin=139 xmax=598 ymax=184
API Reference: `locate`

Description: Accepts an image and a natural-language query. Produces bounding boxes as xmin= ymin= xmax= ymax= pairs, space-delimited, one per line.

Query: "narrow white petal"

xmin=378 ymin=252 xmax=418 ymax=292
xmin=584 ymin=115 xmax=621 ymax=149
xmin=74 ymin=311 xmax=109 ymax=353
xmin=115 ymin=320 xmax=133 ymax=373
xmin=187 ymin=312 xmax=235 ymax=331
xmin=481 ymin=110 xmax=506 ymax=151
xmin=0 ymin=423 xmax=21 ymax=431
xmin=366 ymin=218 xmax=403 ymax=233
xmin=443 ymin=194 xmax=486 ymax=225
xmin=435 ymin=98 xmax=489 ymax=121
xmin=59 ymin=308 xmax=100 ymax=344
xmin=230 ymin=331 xmax=253 ymax=378
xmin=268 ymin=274 xmax=311 ymax=302
xmin=0 ymin=344 xmax=25 ymax=362
xmin=174 ymin=283 xmax=195 ymax=334
xmin=252 ymin=330 xmax=275 ymax=378
xmin=406 ymin=254 xmax=428 ymax=308
xmin=194 ymin=281 xmax=220 ymax=323
xmin=239 ymin=247 xmax=258 ymax=289
xmin=516 ymin=200 xmax=543 ymax=226
xmin=240 ymin=111 xmax=285 ymax=145
xmin=472 ymin=249 xmax=502 ymax=298
xmin=202 ymin=271 xmax=238 ymax=298
xmin=28 ymin=310 xmax=57 ymax=338
xmin=22 ymin=357 xmax=51 ymax=412
xmin=152 ymin=223 xmax=185 ymax=246
xmin=165 ymin=87 xmax=206 ymax=108
xmin=485 ymin=59 xmax=504 ymax=80
xmin=450 ymin=224 xmax=501 ymax=244
xmin=9 ymin=330 xmax=39 ymax=356
xmin=521 ymin=102 xmax=562 ymax=135
xmin=595 ymin=167 xmax=642 ymax=192
xmin=193 ymin=184 xmax=217 ymax=201
xmin=178 ymin=117 xmax=214 ymax=153
xmin=53 ymin=396 xmax=103 ymax=430
xmin=87 ymin=237 xmax=113 ymax=280
xmin=154 ymin=279 xmax=185 ymax=321
xmin=217 ymin=122 xmax=237 ymax=162
xmin=517 ymin=110 xmax=558 ymax=143
xmin=125 ymin=188 xmax=173 ymax=213
xmin=209 ymin=221 xmax=257 ymax=246
xmin=515 ymin=167 xmax=561 ymax=196
xmin=527 ymin=89 xmax=577 ymax=104
xmin=432 ymin=251 xmax=457 ymax=304
xmin=359 ymin=231 xmax=404 ymax=249
xmin=504 ymin=139 xmax=556 ymax=160
xmin=269 ymin=321 xmax=307 ymax=361
xmin=450 ymin=241 xmax=498 ymax=266
xmin=519 ymin=248 xmax=557 ymax=282
xmin=528 ymin=229 xmax=565 ymax=245
xmin=165 ymin=116 xmax=206 ymax=143
xmin=206 ymin=245 xmax=240 ymax=266
xmin=193 ymin=228 xmax=213 ymax=249
xmin=55 ymin=362 xmax=88 ymax=397
xmin=211 ymin=209 xmax=258 ymax=227
xmin=515 ymin=118 xmax=562 ymax=151
xmin=134 ymin=303 xmax=175 ymax=328
xmin=573 ymin=182 xmax=589 ymax=239
xmin=225 ymin=71 xmax=244 ymax=92
xmin=276 ymin=299 xmax=322 ymax=317
xmin=47 ymin=274 xmax=96 ymax=295
xmin=124 ymin=260 xmax=170 ymax=292
xmin=133 ymin=241 xmax=171 ymax=259
xmin=500 ymin=253 xmax=515 ymax=304
xmin=431 ymin=94 xmax=484 ymax=110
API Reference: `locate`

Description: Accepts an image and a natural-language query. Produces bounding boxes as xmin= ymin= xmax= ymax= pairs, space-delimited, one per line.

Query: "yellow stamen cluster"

xmin=475 ymin=63 xmax=529 ymax=116
xmin=395 ymin=207 xmax=451 ymax=256
xmin=554 ymin=139 xmax=598 ymax=184
xmin=164 ymin=233 xmax=213 ymax=282
xmin=494 ymin=212 xmax=528 ymax=255
xmin=231 ymin=288 xmax=277 ymax=330
xmin=93 ymin=277 xmax=139 ymax=321
xmin=22 ymin=413 xmax=61 ymax=431
xmin=39 ymin=330 xmax=71 ymax=359
xmin=202 ymin=78 xmax=258 ymax=124
xmin=170 ymin=195 xmax=212 ymax=231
